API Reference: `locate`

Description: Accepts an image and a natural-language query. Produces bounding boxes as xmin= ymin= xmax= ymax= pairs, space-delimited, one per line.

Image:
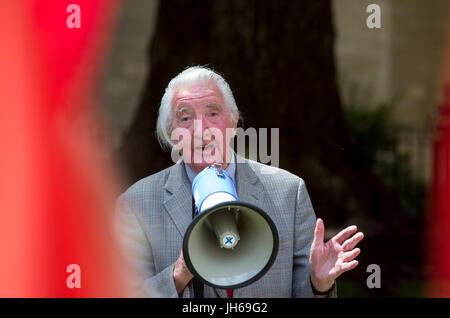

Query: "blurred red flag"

xmin=427 ymin=8 xmax=450 ymax=297
xmin=428 ymin=89 xmax=450 ymax=297
xmin=0 ymin=0 xmax=129 ymax=297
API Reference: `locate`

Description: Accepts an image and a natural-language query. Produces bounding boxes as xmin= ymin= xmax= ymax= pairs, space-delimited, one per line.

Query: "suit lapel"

xmin=235 ymin=155 xmax=264 ymax=209
xmin=162 ymin=160 xmax=193 ymax=238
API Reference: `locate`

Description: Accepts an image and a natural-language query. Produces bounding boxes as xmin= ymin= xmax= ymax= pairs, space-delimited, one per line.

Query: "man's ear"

xmin=232 ymin=113 xmax=239 ymax=127
xmin=228 ymin=128 xmax=236 ymax=139
xmin=231 ymin=113 xmax=240 ymax=138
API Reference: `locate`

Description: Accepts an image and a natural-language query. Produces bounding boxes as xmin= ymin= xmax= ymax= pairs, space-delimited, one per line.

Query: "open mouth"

xmin=195 ymin=144 xmax=215 ymax=151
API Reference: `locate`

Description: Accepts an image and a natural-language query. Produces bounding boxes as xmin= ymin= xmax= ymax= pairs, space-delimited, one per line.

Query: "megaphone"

xmin=183 ymin=163 xmax=279 ymax=289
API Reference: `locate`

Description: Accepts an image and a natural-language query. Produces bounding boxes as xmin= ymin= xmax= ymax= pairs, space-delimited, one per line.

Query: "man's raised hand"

xmin=309 ymin=218 xmax=364 ymax=293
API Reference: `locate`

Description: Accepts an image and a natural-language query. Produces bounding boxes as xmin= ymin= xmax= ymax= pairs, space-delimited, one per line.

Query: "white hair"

xmin=156 ymin=66 xmax=239 ymax=150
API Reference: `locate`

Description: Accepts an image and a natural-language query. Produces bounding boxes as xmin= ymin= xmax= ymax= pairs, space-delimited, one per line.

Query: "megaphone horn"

xmin=183 ymin=163 xmax=279 ymax=289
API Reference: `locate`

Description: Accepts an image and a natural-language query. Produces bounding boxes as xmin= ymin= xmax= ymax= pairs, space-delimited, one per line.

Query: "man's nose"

xmin=193 ymin=117 xmax=209 ymax=139
xmin=194 ymin=117 xmax=206 ymax=139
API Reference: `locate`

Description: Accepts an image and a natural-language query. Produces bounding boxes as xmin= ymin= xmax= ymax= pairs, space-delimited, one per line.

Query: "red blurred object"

xmin=428 ymin=87 xmax=450 ymax=297
xmin=0 ymin=0 xmax=128 ymax=297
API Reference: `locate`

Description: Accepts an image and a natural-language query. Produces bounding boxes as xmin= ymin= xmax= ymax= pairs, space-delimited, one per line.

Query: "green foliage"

xmin=336 ymin=279 xmax=366 ymax=298
xmin=394 ymin=280 xmax=425 ymax=298
xmin=345 ymin=102 xmax=396 ymax=167
xmin=344 ymin=99 xmax=426 ymax=219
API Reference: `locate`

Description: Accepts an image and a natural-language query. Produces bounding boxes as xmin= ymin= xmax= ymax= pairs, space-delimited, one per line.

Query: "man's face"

xmin=170 ymin=82 xmax=237 ymax=173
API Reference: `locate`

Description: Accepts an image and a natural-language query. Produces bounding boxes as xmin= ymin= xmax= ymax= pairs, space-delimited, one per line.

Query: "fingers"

xmin=342 ymin=232 xmax=364 ymax=251
xmin=341 ymin=248 xmax=360 ymax=262
xmin=312 ymin=218 xmax=325 ymax=248
xmin=340 ymin=260 xmax=359 ymax=273
xmin=175 ymin=249 xmax=193 ymax=279
xmin=332 ymin=225 xmax=358 ymax=245
xmin=335 ymin=248 xmax=360 ymax=278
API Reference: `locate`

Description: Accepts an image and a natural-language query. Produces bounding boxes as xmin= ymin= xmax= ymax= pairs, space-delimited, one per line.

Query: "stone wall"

xmin=333 ymin=0 xmax=449 ymax=183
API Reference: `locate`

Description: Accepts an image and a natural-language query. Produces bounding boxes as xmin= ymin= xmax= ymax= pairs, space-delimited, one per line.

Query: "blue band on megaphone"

xmin=192 ymin=164 xmax=239 ymax=213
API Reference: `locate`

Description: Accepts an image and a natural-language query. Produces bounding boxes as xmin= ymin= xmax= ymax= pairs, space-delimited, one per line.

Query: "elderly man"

xmin=116 ymin=66 xmax=364 ymax=298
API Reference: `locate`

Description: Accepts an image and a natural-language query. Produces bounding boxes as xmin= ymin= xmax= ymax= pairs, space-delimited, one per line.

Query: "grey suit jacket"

xmin=116 ymin=155 xmax=324 ymax=298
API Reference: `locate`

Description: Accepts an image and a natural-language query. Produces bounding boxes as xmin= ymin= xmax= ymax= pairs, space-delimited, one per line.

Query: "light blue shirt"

xmin=183 ymin=151 xmax=236 ymax=186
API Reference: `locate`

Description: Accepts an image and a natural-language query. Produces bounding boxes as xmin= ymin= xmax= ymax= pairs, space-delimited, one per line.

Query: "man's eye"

xmin=209 ymin=112 xmax=218 ymax=117
xmin=181 ymin=116 xmax=191 ymax=122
